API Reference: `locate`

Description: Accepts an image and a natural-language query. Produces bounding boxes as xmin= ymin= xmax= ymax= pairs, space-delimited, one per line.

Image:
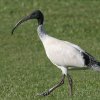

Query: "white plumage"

xmin=12 ymin=10 xmax=100 ymax=96
xmin=38 ymin=25 xmax=85 ymax=75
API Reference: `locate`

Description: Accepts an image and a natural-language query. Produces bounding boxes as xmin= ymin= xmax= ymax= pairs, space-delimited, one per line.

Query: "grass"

xmin=0 ymin=0 xmax=100 ymax=100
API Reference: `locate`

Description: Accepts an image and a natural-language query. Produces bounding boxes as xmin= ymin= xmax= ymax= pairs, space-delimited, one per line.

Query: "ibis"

xmin=12 ymin=10 xmax=100 ymax=96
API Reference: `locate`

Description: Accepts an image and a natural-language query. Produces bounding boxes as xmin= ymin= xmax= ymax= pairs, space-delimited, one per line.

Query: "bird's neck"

xmin=37 ymin=25 xmax=47 ymax=41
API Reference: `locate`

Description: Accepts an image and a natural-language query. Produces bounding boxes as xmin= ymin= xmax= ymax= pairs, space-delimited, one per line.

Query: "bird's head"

xmin=11 ymin=10 xmax=44 ymax=34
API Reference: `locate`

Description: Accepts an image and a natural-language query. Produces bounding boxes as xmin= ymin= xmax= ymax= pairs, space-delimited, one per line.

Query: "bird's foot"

xmin=36 ymin=90 xmax=51 ymax=96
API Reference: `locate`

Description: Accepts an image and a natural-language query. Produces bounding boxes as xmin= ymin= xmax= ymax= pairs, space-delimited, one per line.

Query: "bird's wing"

xmin=64 ymin=41 xmax=84 ymax=52
xmin=44 ymin=36 xmax=97 ymax=67
xmin=44 ymin=39 xmax=85 ymax=67
xmin=65 ymin=41 xmax=97 ymax=67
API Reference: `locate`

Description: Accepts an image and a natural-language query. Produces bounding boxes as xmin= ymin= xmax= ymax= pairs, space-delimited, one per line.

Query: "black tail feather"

xmin=82 ymin=52 xmax=100 ymax=71
xmin=91 ymin=61 xmax=100 ymax=71
xmin=97 ymin=61 xmax=100 ymax=66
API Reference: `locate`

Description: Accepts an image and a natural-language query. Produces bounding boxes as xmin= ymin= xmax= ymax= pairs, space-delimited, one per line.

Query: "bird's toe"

xmin=36 ymin=90 xmax=50 ymax=96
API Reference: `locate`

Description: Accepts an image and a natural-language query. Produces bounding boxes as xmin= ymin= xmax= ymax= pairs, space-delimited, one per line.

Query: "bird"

xmin=12 ymin=10 xmax=100 ymax=96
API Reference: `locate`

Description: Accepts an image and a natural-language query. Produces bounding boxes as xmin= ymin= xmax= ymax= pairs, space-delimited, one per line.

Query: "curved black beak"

xmin=11 ymin=15 xmax=31 ymax=35
xmin=11 ymin=10 xmax=43 ymax=35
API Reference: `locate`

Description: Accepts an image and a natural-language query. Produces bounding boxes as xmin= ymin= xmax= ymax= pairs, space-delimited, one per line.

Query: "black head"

xmin=29 ymin=10 xmax=44 ymax=24
xmin=11 ymin=10 xmax=44 ymax=34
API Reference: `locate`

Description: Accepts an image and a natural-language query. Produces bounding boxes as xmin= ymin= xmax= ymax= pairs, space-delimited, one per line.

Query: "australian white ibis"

xmin=12 ymin=10 xmax=100 ymax=96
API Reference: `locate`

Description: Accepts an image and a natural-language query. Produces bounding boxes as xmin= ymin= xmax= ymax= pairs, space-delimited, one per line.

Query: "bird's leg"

xmin=37 ymin=74 xmax=65 ymax=96
xmin=67 ymin=73 xmax=73 ymax=96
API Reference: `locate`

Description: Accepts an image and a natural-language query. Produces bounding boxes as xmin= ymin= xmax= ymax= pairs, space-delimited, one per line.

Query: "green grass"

xmin=0 ymin=0 xmax=100 ymax=100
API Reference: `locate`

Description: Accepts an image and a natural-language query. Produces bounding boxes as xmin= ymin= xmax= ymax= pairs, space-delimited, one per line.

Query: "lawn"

xmin=0 ymin=0 xmax=100 ymax=100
